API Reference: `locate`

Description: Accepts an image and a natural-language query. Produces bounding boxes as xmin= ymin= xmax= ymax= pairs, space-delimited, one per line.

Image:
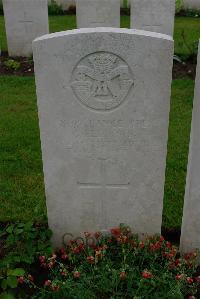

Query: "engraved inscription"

xmin=59 ymin=118 xmax=146 ymax=153
xmin=71 ymin=52 xmax=134 ymax=111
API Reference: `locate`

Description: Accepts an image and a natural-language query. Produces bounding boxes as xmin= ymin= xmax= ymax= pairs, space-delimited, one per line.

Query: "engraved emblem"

xmin=71 ymin=52 xmax=134 ymax=111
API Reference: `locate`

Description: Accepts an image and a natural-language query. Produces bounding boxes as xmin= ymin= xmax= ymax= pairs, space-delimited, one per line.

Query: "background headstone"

xmin=33 ymin=28 xmax=173 ymax=246
xmin=130 ymin=0 xmax=175 ymax=36
xmin=180 ymin=41 xmax=200 ymax=253
xmin=53 ymin=0 xmax=75 ymax=10
xmin=183 ymin=0 xmax=200 ymax=9
xmin=76 ymin=0 xmax=120 ymax=28
xmin=3 ymin=0 xmax=49 ymax=57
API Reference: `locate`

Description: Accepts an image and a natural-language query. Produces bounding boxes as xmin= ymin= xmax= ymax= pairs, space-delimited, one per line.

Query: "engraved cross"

xmin=19 ymin=12 xmax=33 ymax=24
xmin=77 ymin=158 xmax=130 ymax=226
xmin=77 ymin=158 xmax=130 ymax=190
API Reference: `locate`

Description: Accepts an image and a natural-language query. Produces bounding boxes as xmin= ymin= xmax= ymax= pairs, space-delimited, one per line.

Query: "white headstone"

xmin=76 ymin=0 xmax=120 ymax=28
xmin=3 ymin=0 xmax=49 ymax=57
xmin=54 ymin=0 xmax=75 ymax=10
xmin=180 ymin=41 xmax=200 ymax=253
xmin=183 ymin=0 xmax=200 ymax=10
xmin=33 ymin=28 xmax=173 ymax=246
xmin=130 ymin=0 xmax=175 ymax=36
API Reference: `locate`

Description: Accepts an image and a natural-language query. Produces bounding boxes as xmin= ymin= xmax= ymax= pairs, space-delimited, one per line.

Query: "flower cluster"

xmin=12 ymin=226 xmax=200 ymax=298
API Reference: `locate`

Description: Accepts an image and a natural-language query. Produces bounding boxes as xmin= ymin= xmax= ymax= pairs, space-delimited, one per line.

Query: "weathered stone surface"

xmin=76 ymin=0 xmax=120 ymax=28
xmin=3 ymin=0 xmax=49 ymax=57
xmin=33 ymin=28 xmax=173 ymax=246
xmin=130 ymin=0 xmax=175 ymax=36
xmin=183 ymin=0 xmax=200 ymax=9
xmin=180 ymin=41 xmax=200 ymax=253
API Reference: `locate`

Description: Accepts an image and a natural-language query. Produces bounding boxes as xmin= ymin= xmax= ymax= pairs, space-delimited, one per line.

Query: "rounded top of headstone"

xmin=33 ymin=27 xmax=173 ymax=44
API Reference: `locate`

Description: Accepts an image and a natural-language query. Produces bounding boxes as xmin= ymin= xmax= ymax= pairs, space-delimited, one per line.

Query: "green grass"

xmin=162 ymin=79 xmax=194 ymax=230
xmin=0 ymin=76 xmax=194 ymax=230
xmin=0 ymin=15 xmax=200 ymax=57
xmin=0 ymin=76 xmax=46 ymax=222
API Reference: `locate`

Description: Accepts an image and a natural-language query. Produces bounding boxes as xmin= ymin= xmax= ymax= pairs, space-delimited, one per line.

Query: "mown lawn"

xmin=0 ymin=76 xmax=194 ymax=230
xmin=0 ymin=15 xmax=200 ymax=57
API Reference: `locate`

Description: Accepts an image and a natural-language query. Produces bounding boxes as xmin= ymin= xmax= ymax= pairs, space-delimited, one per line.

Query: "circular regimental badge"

xmin=71 ymin=52 xmax=134 ymax=111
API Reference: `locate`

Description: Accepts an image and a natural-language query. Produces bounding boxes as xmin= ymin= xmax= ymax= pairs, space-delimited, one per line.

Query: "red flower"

xmin=61 ymin=272 xmax=67 ymax=277
xmin=175 ymin=259 xmax=181 ymax=266
xmin=87 ymin=256 xmax=95 ymax=264
xmin=73 ymin=244 xmax=85 ymax=254
xmin=52 ymin=285 xmax=60 ymax=292
xmin=84 ymin=232 xmax=91 ymax=238
xmin=166 ymin=241 xmax=172 ymax=248
xmin=186 ymin=277 xmax=194 ymax=284
xmin=159 ymin=236 xmax=165 ymax=243
xmin=73 ymin=246 xmax=81 ymax=254
xmin=60 ymin=248 xmax=66 ymax=254
xmin=189 ymin=296 xmax=195 ymax=299
xmin=139 ymin=241 xmax=145 ymax=249
xmin=117 ymin=235 xmax=128 ymax=244
xmin=120 ymin=271 xmax=126 ymax=280
xmin=195 ymin=276 xmax=200 ymax=282
xmin=101 ymin=244 xmax=108 ymax=250
xmin=17 ymin=276 xmax=24 ymax=284
xmin=167 ymin=248 xmax=177 ymax=259
xmin=73 ymin=271 xmax=81 ymax=278
xmin=184 ymin=252 xmax=196 ymax=261
xmin=68 ymin=240 xmax=75 ymax=246
xmin=94 ymin=232 xmax=102 ymax=239
xmin=142 ymin=270 xmax=153 ymax=279
xmin=163 ymin=252 xmax=169 ymax=258
xmin=48 ymin=261 xmax=55 ymax=269
xmin=111 ymin=227 xmax=121 ymax=236
xmin=44 ymin=280 xmax=51 ymax=286
xmin=61 ymin=253 xmax=68 ymax=260
xmin=39 ymin=255 xmax=46 ymax=263
xmin=149 ymin=241 xmax=161 ymax=251
xmin=51 ymin=253 xmax=57 ymax=259
xmin=175 ymin=274 xmax=184 ymax=280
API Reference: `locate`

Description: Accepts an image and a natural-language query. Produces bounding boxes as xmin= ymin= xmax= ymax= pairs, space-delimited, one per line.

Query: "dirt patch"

xmin=0 ymin=52 xmax=197 ymax=79
xmin=173 ymin=60 xmax=197 ymax=80
xmin=0 ymin=52 xmax=34 ymax=76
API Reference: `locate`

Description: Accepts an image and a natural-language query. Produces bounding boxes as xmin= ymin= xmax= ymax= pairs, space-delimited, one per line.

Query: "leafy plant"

xmin=1 ymin=224 xmax=198 ymax=298
xmin=4 ymin=59 xmax=21 ymax=71
xmin=177 ymin=29 xmax=199 ymax=60
xmin=48 ymin=0 xmax=64 ymax=15
xmin=0 ymin=222 xmax=52 ymax=267
xmin=181 ymin=9 xmax=200 ymax=18
xmin=0 ymin=267 xmax=25 ymax=299
xmin=176 ymin=0 xmax=184 ymax=14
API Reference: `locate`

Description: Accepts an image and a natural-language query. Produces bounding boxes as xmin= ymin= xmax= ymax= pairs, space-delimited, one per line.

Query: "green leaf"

xmin=6 ymin=276 xmax=18 ymax=288
xmin=7 ymin=268 xmax=25 ymax=277
xmin=24 ymin=222 xmax=33 ymax=230
xmin=0 ymin=292 xmax=15 ymax=299
xmin=15 ymin=229 xmax=24 ymax=235
xmin=6 ymin=226 xmax=14 ymax=234
xmin=1 ymin=279 xmax=7 ymax=290
xmin=6 ymin=235 xmax=15 ymax=243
